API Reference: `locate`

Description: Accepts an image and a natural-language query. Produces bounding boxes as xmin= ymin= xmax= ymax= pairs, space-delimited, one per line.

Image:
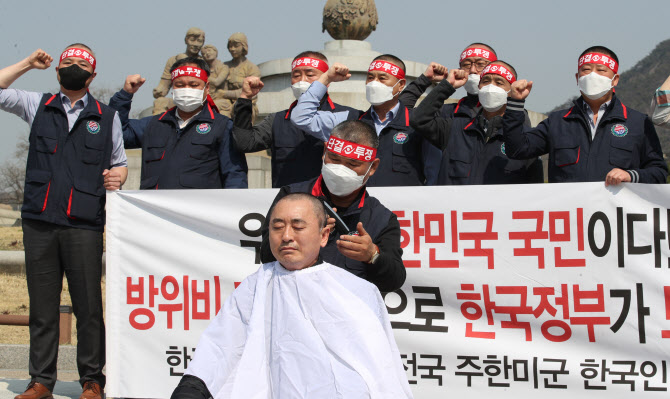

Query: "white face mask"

xmin=478 ymin=84 xmax=510 ymax=112
xmin=463 ymin=74 xmax=481 ymax=95
xmin=578 ymin=72 xmax=615 ymax=100
xmin=291 ymin=81 xmax=311 ymax=100
xmin=173 ymin=88 xmax=205 ymax=112
xmin=321 ymin=161 xmax=373 ymax=196
xmin=366 ymin=80 xmax=401 ymax=106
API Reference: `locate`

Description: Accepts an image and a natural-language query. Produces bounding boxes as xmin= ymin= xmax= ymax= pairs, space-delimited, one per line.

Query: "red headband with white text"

xmin=60 ymin=48 xmax=96 ymax=70
xmin=292 ymin=57 xmax=329 ymax=73
xmin=368 ymin=60 xmax=405 ymax=80
xmin=327 ymin=137 xmax=377 ymax=162
xmin=171 ymin=66 xmax=209 ymax=82
xmin=481 ymin=64 xmax=516 ymax=84
xmin=459 ymin=47 xmax=497 ymax=63
xmin=578 ymin=53 xmax=618 ymax=74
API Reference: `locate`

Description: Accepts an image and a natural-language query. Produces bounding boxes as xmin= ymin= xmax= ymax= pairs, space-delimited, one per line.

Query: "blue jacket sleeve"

xmin=108 ymin=89 xmax=151 ymax=149
xmin=502 ymin=98 xmax=550 ymax=159
xmin=219 ymin=118 xmax=249 ymax=188
xmin=409 ymin=79 xmax=457 ymax=150
xmin=399 ymin=74 xmax=432 ymax=110
xmin=290 ymin=81 xmax=350 ymax=141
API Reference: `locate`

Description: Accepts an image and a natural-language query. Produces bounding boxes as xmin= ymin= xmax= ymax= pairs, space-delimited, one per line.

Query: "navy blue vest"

xmin=140 ymin=104 xmax=231 ymax=189
xmin=23 ymin=93 xmax=114 ymax=231
xmin=271 ymin=96 xmax=356 ymax=188
xmin=360 ymin=103 xmax=426 ymax=186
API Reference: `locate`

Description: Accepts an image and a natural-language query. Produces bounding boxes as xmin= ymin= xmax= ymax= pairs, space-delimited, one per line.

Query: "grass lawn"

xmin=0 ymin=227 xmax=24 ymax=250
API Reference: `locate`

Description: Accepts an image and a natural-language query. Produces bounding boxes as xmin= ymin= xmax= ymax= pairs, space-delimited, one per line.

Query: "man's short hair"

xmin=171 ymin=57 xmax=211 ymax=76
xmin=186 ymin=27 xmax=205 ymax=39
xmin=373 ymin=54 xmax=406 ymax=73
xmin=490 ymin=59 xmax=517 ymax=79
xmin=64 ymin=43 xmax=95 ymax=58
xmin=579 ymin=46 xmax=619 ymax=64
xmin=293 ymin=51 xmax=328 ymax=63
xmin=273 ymin=193 xmax=327 ymax=228
xmin=465 ymin=42 xmax=497 ymax=57
xmin=331 ymin=120 xmax=379 ymax=149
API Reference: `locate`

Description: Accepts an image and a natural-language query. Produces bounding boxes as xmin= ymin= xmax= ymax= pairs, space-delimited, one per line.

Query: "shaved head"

xmin=271 ymin=193 xmax=327 ymax=229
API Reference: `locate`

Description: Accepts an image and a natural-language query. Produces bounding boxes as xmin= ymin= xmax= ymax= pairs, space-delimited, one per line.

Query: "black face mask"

xmin=58 ymin=65 xmax=92 ymax=91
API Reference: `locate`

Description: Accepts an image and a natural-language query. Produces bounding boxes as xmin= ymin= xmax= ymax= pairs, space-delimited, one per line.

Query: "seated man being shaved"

xmin=170 ymin=193 xmax=413 ymax=399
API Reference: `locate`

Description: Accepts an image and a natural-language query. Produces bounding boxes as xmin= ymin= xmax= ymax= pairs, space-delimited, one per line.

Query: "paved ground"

xmin=0 ymin=345 xmax=125 ymax=399
xmin=0 ymin=372 xmax=82 ymax=399
xmin=0 ymin=345 xmax=89 ymax=399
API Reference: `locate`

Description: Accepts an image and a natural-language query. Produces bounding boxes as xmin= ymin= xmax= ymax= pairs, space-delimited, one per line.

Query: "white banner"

xmin=106 ymin=183 xmax=670 ymax=398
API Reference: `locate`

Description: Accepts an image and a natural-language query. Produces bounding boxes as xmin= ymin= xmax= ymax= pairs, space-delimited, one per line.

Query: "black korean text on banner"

xmin=238 ymin=212 xmax=265 ymax=264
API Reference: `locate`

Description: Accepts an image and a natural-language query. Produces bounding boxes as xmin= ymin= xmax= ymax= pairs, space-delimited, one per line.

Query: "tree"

xmin=0 ymin=133 xmax=28 ymax=207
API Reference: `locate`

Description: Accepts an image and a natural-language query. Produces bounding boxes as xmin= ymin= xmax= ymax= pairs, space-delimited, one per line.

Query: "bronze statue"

xmin=214 ymin=33 xmax=261 ymax=121
xmin=322 ymin=0 xmax=378 ymax=40
xmin=202 ymin=44 xmax=228 ymax=94
xmin=152 ymin=27 xmax=205 ymax=115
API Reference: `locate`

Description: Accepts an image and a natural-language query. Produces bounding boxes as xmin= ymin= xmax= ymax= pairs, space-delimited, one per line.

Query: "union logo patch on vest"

xmin=611 ymin=124 xmax=628 ymax=137
xmin=196 ymin=123 xmax=212 ymax=134
xmin=86 ymin=121 xmax=101 ymax=134
xmin=501 ymin=143 xmax=506 ymax=155
xmin=393 ymin=132 xmax=408 ymax=144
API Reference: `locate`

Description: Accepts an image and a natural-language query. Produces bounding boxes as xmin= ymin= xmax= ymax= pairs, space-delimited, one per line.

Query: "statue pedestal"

xmin=323 ymin=39 xmax=376 ymax=56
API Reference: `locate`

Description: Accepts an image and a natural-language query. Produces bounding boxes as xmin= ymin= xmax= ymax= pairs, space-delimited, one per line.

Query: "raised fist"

xmin=123 ymin=74 xmax=146 ymax=94
xmin=511 ymin=80 xmax=533 ymax=100
xmin=425 ymin=62 xmax=448 ymax=83
xmin=328 ymin=63 xmax=351 ymax=83
xmin=28 ymin=49 xmax=52 ymax=70
xmin=241 ymin=76 xmax=264 ymax=99
xmin=448 ymin=69 xmax=468 ymax=89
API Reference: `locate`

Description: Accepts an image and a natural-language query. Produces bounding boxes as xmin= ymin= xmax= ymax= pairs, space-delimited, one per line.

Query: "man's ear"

xmin=84 ymin=71 xmax=97 ymax=88
xmin=205 ymin=81 xmax=210 ymax=97
xmin=575 ymin=72 xmax=579 ymax=85
xmin=397 ymin=78 xmax=406 ymax=93
xmin=367 ymin=159 xmax=380 ymax=178
xmin=320 ymin=226 xmax=329 ymax=248
xmin=612 ymin=74 xmax=620 ymax=87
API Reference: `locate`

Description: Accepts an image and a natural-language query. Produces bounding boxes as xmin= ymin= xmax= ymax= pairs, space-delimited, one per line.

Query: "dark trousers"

xmin=23 ymin=218 xmax=105 ymax=391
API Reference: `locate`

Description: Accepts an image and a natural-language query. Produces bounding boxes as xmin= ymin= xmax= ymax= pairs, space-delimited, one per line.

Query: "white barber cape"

xmin=186 ymin=261 xmax=413 ymax=399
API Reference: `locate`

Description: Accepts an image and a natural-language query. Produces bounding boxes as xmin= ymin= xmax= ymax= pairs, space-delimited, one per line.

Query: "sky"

xmin=0 ymin=0 xmax=668 ymax=163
